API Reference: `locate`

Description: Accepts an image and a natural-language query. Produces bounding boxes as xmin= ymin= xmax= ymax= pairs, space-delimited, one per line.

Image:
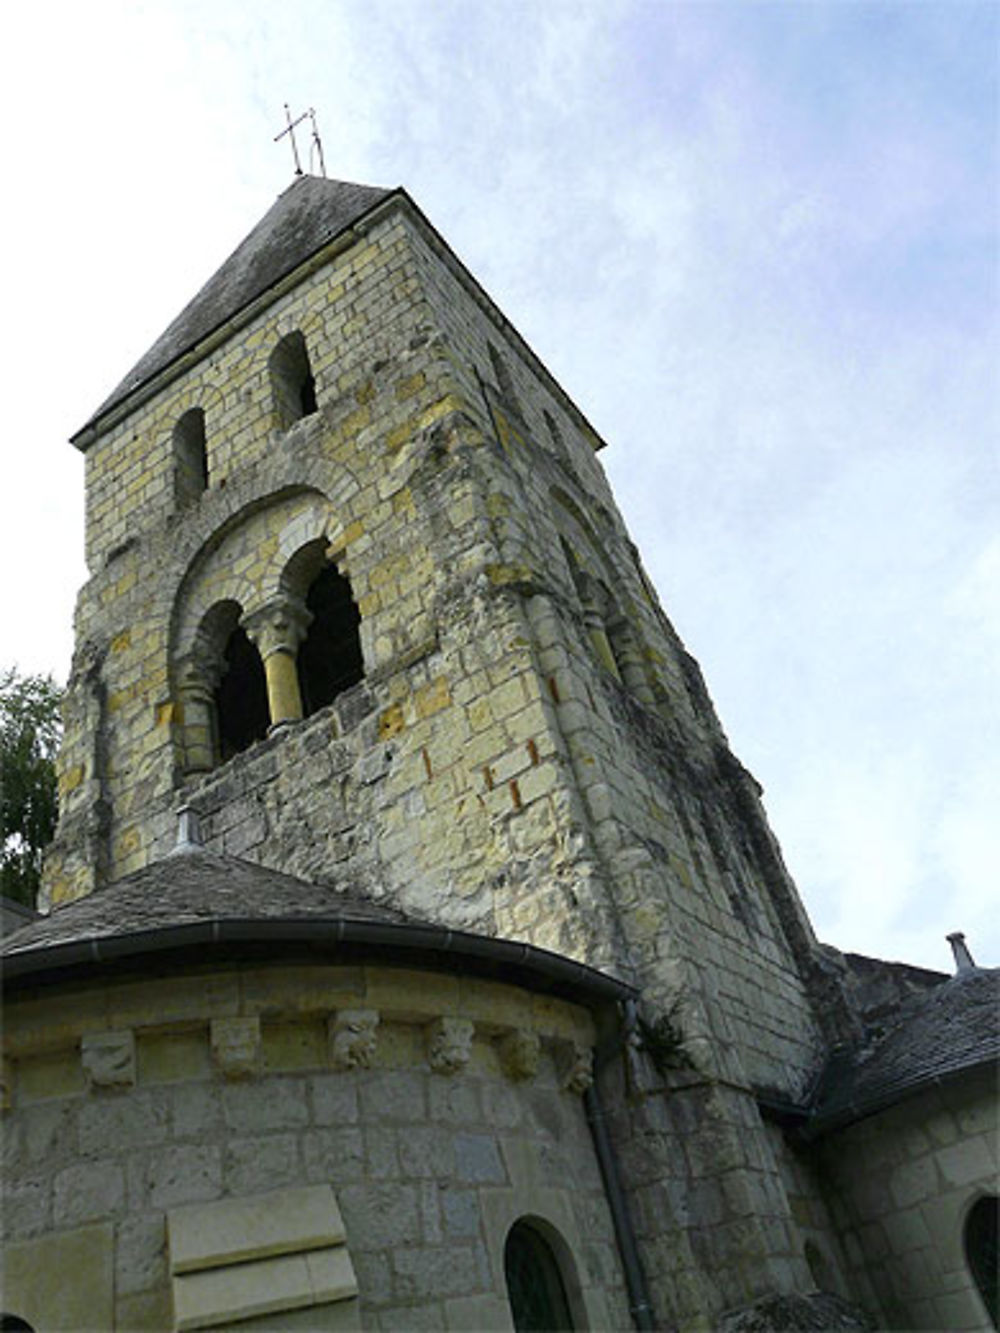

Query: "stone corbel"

xmin=82 ymin=1030 xmax=136 ymax=1091
xmin=498 ymin=1028 xmax=540 ymax=1082
xmin=328 ymin=1009 xmax=380 ymax=1071
xmin=558 ymin=1040 xmax=594 ymax=1095
xmin=426 ymin=1017 xmax=474 ymax=1075
xmin=211 ymin=1016 xmax=261 ymax=1080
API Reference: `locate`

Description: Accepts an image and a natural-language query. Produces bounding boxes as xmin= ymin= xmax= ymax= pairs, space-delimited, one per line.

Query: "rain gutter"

xmin=1 ymin=914 xmax=636 ymax=1007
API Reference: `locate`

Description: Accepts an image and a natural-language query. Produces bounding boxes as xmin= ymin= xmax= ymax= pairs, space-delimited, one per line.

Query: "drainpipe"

xmin=585 ymin=998 xmax=657 ymax=1331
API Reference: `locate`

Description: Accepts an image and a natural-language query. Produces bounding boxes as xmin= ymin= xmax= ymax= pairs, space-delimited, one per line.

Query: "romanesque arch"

xmin=170 ymin=487 xmax=365 ymax=774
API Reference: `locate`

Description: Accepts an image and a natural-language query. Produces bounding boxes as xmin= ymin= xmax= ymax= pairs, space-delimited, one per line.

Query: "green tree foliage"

xmin=1 ymin=668 xmax=62 ymax=908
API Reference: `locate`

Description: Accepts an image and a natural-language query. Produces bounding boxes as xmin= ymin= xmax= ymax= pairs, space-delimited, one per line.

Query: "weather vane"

xmin=274 ymin=104 xmax=327 ymax=178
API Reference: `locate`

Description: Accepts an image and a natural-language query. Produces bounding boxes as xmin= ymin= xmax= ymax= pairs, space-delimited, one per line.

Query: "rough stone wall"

xmin=761 ymin=1121 xmax=876 ymax=1313
xmin=815 ymin=1069 xmax=997 ymax=1331
xmin=1 ymin=964 xmax=629 ymax=1331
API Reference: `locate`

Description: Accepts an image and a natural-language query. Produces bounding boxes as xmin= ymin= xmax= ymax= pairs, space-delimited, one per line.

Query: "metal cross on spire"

xmin=274 ymin=104 xmax=327 ymax=178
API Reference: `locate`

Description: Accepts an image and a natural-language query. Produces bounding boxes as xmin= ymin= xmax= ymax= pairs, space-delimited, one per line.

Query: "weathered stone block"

xmin=338 ymin=1182 xmax=422 ymax=1249
xmin=53 ymin=1160 xmax=125 ymax=1227
xmin=147 ymin=1144 xmax=223 ymax=1210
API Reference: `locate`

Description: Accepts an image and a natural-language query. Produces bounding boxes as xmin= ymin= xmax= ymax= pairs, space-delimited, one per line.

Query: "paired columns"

xmin=177 ymin=595 xmax=312 ymax=774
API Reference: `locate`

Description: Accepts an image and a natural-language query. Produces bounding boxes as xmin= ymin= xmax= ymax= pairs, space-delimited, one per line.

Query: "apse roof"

xmin=76 ymin=176 xmax=395 ymax=441
xmin=807 ymin=966 xmax=999 ymax=1136
xmin=0 ymin=847 xmax=634 ymax=1006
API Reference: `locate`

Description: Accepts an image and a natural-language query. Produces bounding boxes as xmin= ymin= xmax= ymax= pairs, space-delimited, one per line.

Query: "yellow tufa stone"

xmin=486 ymin=563 xmax=532 ymax=587
xmin=395 ymin=371 xmax=426 ymax=402
xmin=414 ymin=675 xmax=451 ymax=720
xmin=156 ymin=700 xmax=177 ymax=727
xmin=58 ymin=764 xmax=86 ymax=797
xmin=378 ymin=703 xmax=406 ymax=740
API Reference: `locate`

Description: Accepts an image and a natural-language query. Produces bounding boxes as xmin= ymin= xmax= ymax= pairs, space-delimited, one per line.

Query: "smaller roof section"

xmin=806 ymin=966 xmax=999 ymax=1137
xmin=76 ymin=175 xmax=395 ymax=444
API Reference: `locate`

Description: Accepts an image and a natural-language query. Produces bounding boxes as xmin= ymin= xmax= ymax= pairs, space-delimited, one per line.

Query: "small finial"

xmin=171 ymin=805 xmax=203 ymax=855
xmin=946 ymin=931 xmax=977 ymax=974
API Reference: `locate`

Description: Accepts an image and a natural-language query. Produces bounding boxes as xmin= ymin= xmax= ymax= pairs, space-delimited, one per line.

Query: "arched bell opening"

xmin=297 ymin=563 xmax=364 ymax=716
xmin=215 ymin=622 xmax=270 ymax=762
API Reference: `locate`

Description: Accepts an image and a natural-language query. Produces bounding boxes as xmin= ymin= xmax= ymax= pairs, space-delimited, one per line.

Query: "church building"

xmin=2 ymin=175 xmax=996 ymax=1331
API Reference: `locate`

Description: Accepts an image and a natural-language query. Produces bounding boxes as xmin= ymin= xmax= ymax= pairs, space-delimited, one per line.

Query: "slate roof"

xmin=0 ymin=847 xmax=634 ymax=1005
xmin=807 ymin=967 xmax=1000 ymax=1136
xmin=1 ymin=847 xmax=413 ymax=959
xmin=76 ymin=176 xmax=395 ymax=440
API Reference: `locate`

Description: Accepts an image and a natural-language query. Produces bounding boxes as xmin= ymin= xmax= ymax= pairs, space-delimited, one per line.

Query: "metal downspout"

xmin=585 ymin=1000 xmax=657 ymax=1331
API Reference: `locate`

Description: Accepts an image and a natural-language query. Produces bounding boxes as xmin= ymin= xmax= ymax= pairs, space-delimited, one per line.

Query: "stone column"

xmin=243 ymin=597 xmax=312 ymax=731
xmin=176 ymin=641 xmax=225 ymax=775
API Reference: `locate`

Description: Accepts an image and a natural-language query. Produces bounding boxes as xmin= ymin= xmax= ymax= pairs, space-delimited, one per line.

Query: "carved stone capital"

xmin=242 ymin=597 xmax=312 ymax=660
xmin=498 ymin=1028 xmax=540 ymax=1081
xmin=211 ymin=1016 xmax=261 ymax=1080
xmin=329 ymin=1009 xmax=380 ymax=1071
xmin=176 ymin=638 xmax=226 ymax=697
xmin=82 ymin=1030 xmax=136 ymax=1091
xmin=427 ymin=1017 xmax=474 ymax=1075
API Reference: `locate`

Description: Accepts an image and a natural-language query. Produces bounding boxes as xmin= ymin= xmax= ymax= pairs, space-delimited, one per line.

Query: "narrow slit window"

xmin=173 ymin=408 xmax=208 ymax=506
xmin=270 ymin=331 xmax=318 ymax=428
xmin=488 ymin=342 xmax=521 ymax=415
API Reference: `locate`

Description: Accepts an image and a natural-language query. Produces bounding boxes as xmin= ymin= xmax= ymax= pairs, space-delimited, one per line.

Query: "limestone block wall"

xmin=1 ymin=963 xmax=630 ymax=1332
xmin=398 ymin=213 xmax=826 ymax=1092
xmin=761 ymin=1120 xmax=876 ymax=1313
xmin=815 ymin=1069 xmax=998 ymax=1331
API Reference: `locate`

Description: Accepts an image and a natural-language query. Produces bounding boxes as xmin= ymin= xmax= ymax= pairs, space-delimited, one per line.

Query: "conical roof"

xmin=75 ymin=175 xmax=395 ymax=441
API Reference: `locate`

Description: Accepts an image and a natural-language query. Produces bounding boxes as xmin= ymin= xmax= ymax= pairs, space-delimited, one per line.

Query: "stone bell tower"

xmin=43 ymin=175 xmax=856 ymax=1323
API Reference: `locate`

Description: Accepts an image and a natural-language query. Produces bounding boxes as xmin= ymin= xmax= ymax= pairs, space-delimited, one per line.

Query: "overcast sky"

xmin=1 ymin=1 xmax=995 ymax=972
